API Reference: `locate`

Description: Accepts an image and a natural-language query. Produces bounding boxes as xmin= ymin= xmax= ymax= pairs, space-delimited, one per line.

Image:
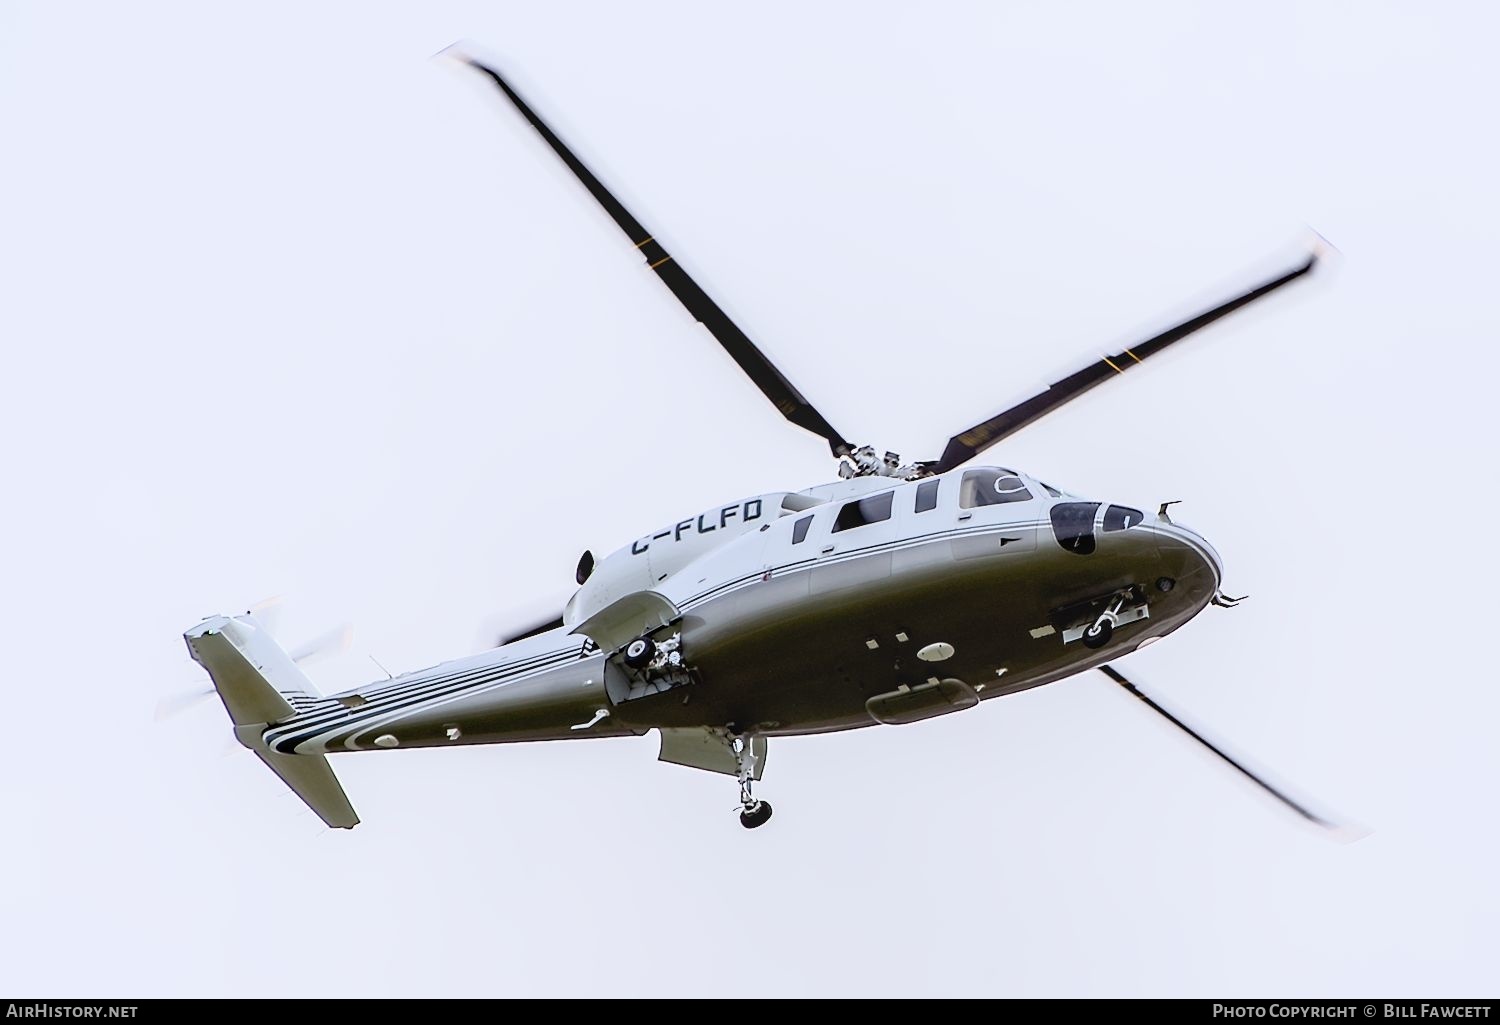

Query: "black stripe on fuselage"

xmin=267 ymin=650 xmax=595 ymax=753
xmin=269 ymin=642 xmax=584 ymax=733
xmin=265 ymin=645 xmax=587 ymax=750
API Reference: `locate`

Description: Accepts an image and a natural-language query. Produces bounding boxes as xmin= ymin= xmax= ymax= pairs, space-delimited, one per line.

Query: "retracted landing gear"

xmin=733 ymin=733 xmax=773 ymax=829
xmin=1082 ymin=592 xmax=1128 ymax=649
xmin=623 ymin=635 xmax=656 ymax=669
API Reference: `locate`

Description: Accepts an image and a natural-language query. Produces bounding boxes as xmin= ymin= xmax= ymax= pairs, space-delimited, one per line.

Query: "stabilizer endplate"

xmin=234 ymin=726 xmax=360 ymax=830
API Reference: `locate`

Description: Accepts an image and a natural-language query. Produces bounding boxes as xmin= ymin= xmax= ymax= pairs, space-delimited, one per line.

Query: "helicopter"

xmin=184 ymin=51 xmax=1332 ymax=831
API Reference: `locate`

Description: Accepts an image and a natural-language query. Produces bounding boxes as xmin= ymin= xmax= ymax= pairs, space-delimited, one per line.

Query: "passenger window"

xmin=914 ymin=480 xmax=939 ymax=513
xmin=791 ymin=515 xmax=813 ymax=544
xmin=832 ymin=491 xmax=894 ymax=533
xmin=959 ymin=469 xmax=1034 ymax=508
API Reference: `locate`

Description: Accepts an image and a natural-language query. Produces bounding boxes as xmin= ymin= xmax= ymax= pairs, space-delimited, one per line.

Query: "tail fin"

xmin=185 ymin=615 xmax=359 ymax=829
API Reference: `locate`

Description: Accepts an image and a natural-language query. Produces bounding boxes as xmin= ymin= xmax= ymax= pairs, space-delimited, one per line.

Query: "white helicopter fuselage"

xmin=238 ymin=465 xmax=1223 ymax=760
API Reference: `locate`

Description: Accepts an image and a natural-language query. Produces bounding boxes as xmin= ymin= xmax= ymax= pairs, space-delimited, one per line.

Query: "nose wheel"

xmin=732 ymin=732 xmax=773 ymax=829
xmin=1082 ymin=618 xmax=1113 ymax=649
xmin=1082 ymin=592 xmax=1129 ymax=650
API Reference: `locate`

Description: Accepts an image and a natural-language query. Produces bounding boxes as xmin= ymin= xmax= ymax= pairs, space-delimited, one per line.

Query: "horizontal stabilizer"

xmin=236 ymin=726 xmax=359 ymax=829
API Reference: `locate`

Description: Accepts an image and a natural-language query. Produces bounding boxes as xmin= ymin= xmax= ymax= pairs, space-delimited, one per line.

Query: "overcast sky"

xmin=3 ymin=1 xmax=1497 ymax=998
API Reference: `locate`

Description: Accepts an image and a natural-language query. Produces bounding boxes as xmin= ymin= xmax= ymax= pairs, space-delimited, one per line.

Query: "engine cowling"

xmin=563 ymin=491 xmax=815 ymax=631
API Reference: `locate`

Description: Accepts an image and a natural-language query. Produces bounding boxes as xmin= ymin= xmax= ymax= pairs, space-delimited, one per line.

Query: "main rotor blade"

xmin=1099 ymin=665 xmax=1334 ymax=828
xmin=458 ymin=55 xmax=854 ymax=457
xmin=928 ymin=251 xmax=1319 ymax=474
xmin=495 ymin=614 xmax=565 ymax=648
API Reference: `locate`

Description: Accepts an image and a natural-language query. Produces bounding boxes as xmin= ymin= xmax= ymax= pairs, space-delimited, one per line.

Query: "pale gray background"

xmin=2 ymin=1 xmax=1496 ymax=998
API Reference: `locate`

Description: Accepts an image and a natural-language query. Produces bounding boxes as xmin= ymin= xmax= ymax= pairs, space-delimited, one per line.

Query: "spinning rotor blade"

xmin=154 ymin=687 xmax=215 ymax=722
xmin=458 ymin=54 xmax=854 ymax=457
xmin=287 ymin=624 xmax=355 ymax=665
xmin=1099 ymin=665 xmax=1334 ymax=828
xmin=928 ymin=251 xmax=1320 ymax=474
xmin=245 ymin=594 xmax=284 ymax=634
xmin=495 ymin=614 xmax=565 ymax=648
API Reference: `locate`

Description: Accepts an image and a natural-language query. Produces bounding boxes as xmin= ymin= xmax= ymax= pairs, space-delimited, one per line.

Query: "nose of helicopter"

xmin=1151 ymin=518 xmax=1224 ymax=595
xmin=1047 ymin=498 xmax=1224 ymax=597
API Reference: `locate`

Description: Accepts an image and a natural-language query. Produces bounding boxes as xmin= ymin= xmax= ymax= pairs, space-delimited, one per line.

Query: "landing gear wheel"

xmin=739 ymin=800 xmax=773 ymax=829
xmin=622 ymin=636 xmax=656 ymax=669
xmin=1082 ymin=618 xmax=1113 ymax=649
xmin=730 ymin=732 xmax=772 ymax=829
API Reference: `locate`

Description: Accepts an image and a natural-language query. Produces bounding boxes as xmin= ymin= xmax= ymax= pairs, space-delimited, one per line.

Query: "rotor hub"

xmin=837 ymin=445 xmax=930 ymax=481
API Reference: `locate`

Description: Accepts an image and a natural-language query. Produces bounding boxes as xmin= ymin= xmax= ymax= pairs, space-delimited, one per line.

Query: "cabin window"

xmin=959 ymin=469 xmax=1034 ymax=508
xmin=791 ymin=515 xmax=814 ymax=544
xmin=832 ymin=491 xmax=894 ymax=533
xmin=1040 ymin=482 xmax=1062 ymax=498
xmin=914 ymin=480 xmax=940 ymax=513
xmin=1102 ymin=505 xmax=1144 ymax=532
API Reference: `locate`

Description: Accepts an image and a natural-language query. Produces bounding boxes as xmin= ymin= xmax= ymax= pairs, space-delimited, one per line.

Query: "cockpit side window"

xmin=914 ymin=479 xmax=940 ymax=513
xmin=1051 ymin=502 xmax=1100 ymax=555
xmin=791 ymin=515 xmax=813 ymax=544
xmin=832 ymin=491 xmax=894 ymax=533
xmin=959 ymin=469 xmax=1034 ymax=509
xmin=1102 ymin=505 xmax=1144 ymax=532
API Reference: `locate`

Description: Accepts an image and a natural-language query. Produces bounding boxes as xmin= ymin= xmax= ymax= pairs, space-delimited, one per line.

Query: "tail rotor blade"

xmin=245 ymin=594 xmax=285 ymax=635
xmin=155 ymin=687 xmax=215 ymax=722
xmin=288 ymin=624 xmax=355 ymax=665
xmin=1099 ymin=665 xmax=1335 ymax=829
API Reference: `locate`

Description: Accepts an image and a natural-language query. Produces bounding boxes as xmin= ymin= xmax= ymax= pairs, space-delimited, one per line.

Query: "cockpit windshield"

xmin=959 ymin=468 xmax=1035 ymax=508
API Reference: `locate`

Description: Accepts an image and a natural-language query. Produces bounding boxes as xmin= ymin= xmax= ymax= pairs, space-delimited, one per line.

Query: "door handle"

xmin=820 ymin=544 xmax=835 ymax=554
